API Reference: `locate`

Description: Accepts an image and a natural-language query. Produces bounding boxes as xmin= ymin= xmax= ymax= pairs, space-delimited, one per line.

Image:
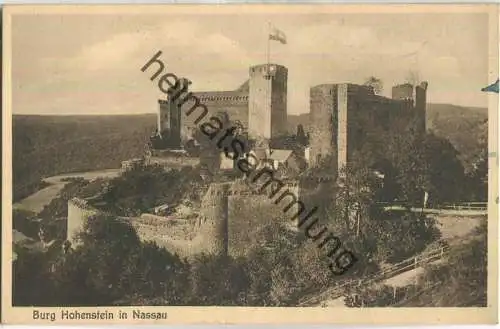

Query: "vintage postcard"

xmin=2 ymin=4 xmax=498 ymax=325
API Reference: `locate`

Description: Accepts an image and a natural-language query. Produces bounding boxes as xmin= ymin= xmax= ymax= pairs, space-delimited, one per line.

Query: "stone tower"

xmin=392 ymin=81 xmax=428 ymax=134
xmin=158 ymin=99 xmax=182 ymax=148
xmin=309 ymin=84 xmax=338 ymax=169
xmin=157 ymin=78 xmax=191 ymax=149
xmin=248 ymin=64 xmax=288 ymax=140
xmin=198 ymin=182 xmax=230 ymax=255
xmin=415 ymin=81 xmax=428 ymax=134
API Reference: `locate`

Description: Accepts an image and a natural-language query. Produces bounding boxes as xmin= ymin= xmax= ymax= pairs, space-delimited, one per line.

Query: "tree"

xmin=101 ymin=164 xmax=204 ymax=216
xmin=363 ymin=76 xmax=383 ymax=95
xmin=188 ymin=254 xmax=250 ymax=306
xmin=52 ymin=214 xmax=190 ymax=306
xmin=13 ymin=248 xmax=57 ymax=306
xmin=422 ymin=133 xmax=467 ymax=204
xmin=405 ymin=70 xmax=420 ymax=86
xmin=466 ymin=148 xmax=488 ymax=201
xmin=13 ymin=209 xmax=39 ymax=240
xmin=296 ymin=124 xmax=309 ymax=146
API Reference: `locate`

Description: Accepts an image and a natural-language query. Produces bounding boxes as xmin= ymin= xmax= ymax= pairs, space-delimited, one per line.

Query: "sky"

xmin=11 ymin=10 xmax=491 ymax=115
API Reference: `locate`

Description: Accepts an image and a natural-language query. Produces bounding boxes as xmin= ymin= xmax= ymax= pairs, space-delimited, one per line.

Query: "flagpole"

xmin=267 ymin=21 xmax=271 ymax=67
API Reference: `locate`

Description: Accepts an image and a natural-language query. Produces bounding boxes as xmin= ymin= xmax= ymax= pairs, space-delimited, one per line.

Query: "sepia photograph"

xmin=2 ymin=4 xmax=498 ymax=324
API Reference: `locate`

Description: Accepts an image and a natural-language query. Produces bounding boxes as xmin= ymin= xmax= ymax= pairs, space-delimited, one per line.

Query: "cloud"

xmin=12 ymin=14 xmax=489 ymax=115
xmin=64 ymin=19 xmax=253 ymax=77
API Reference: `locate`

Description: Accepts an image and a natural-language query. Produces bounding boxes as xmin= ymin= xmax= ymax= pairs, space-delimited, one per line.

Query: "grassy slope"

xmin=402 ymin=224 xmax=487 ymax=307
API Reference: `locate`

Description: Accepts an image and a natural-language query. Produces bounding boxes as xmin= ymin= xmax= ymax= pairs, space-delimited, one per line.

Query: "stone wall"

xmin=197 ymin=182 xmax=230 ymax=255
xmin=309 ymin=82 xmax=427 ymax=174
xmin=148 ymin=150 xmax=200 ymax=169
xmin=309 ymin=85 xmax=337 ymax=167
xmin=66 ymin=179 xmax=303 ymax=258
xmin=160 ymin=90 xmax=249 ymax=143
xmin=157 ymin=63 xmax=290 ymax=145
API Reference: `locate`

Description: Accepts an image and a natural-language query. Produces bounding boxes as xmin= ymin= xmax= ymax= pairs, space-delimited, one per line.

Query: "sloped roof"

xmin=268 ymin=149 xmax=293 ymax=162
xmin=237 ymin=80 xmax=249 ymax=92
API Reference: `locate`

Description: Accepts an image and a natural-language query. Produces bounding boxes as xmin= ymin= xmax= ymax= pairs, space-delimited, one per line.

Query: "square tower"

xmin=248 ymin=64 xmax=288 ymax=140
xmin=309 ymin=84 xmax=337 ymax=168
xmin=158 ymin=96 xmax=182 ymax=149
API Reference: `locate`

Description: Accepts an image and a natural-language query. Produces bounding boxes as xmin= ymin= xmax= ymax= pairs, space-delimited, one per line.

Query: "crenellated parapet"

xmin=159 ymin=91 xmax=249 ymax=105
xmin=196 ymin=93 xmax=249 ymax=104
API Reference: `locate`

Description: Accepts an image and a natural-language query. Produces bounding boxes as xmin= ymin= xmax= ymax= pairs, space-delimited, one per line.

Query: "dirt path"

xmin=14 ymin=168 xmax=122 ymax=214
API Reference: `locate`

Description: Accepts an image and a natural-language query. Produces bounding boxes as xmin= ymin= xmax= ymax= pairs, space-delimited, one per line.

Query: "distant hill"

xmin=12 ymin=103 xmax=487 ymax=201
xmin=13 ymin=114 xmax=156 ymax=201
xmin=287 ymin=103 xmax=488 ymax=172
xmin=426 ymin=104 xmax=487 ymax=172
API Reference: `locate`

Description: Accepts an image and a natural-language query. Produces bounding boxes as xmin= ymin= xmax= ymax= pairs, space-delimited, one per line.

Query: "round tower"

xmin=198 ymin=182 xmax=230 ymax=255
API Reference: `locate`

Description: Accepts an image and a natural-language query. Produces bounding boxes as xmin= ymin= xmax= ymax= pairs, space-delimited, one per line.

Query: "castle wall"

xmin=337 ymin=84 xmax=348 ymax=173
xmin=270 ymin=66 xmax=288 ymax=138
xmin=157 ymin=63 xmax=289 ymax=146
xmin=158 ymin=96 xmax=182 ymax=148
xmin=149 ymin=150 xmax=200 ymax=169
xmin=66 ymin=180 xmax=303 ymax=258
xmin=309 ymin=85 xmax=337 ymax=167
xmin=197 ymin=182 xmax=230 ymax=255
xmin=391 ymin=83 xmax=414 ymax=101
xmin=415 ymin=84 xmax=427 ymax=133
xmin=161 ymin=90 xmax=249 ymax=143
xmin=310 ymin=82 xmax=427 ymax=174
xmin=346 ymin=92 xmax=411 ymax=163
xmin=227 ymin=194 xmax=284 ymax=257
xmin=226 ymin=180 xmax=300 ymax=257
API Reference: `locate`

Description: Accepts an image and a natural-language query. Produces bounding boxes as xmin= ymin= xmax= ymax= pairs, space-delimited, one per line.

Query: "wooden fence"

xmin=298 ymin=243 xmax=450 ymax=306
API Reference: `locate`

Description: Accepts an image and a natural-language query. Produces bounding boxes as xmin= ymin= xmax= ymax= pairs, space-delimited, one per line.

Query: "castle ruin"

xmin=65 ymin=62 xmax=429 ymax=257
xmin=309 ymin=82 xmax=428 ymax=170
xmin=66 ymin=179 xmax=300 ymax=258
xmin=157 ymin=63 xmax=288 ymax=147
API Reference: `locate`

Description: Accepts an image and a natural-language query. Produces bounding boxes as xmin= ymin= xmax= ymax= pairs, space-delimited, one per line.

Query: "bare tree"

xmin=363 ymin=76 xmax=383 ymax=95
xmin=405 ymin=70 xmax=420 ymax=86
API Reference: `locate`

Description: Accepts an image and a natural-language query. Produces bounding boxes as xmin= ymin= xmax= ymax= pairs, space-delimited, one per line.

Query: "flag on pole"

xmin=481 ymin=79 xmax=499 ymax=93
xmin=269 ymin=26 xmax=287 ymax=44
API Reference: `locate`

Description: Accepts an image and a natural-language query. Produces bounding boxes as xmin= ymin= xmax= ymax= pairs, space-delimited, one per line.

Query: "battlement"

xmin=311 ymin=83 xmax=374 ymax=96
xmin=194 ymin=91 xmax=248 ymax=104
xmin=159 ymin=92 xmax=249 ymax=105
xmin=249 ymin=63 xmax=288 ymax=77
